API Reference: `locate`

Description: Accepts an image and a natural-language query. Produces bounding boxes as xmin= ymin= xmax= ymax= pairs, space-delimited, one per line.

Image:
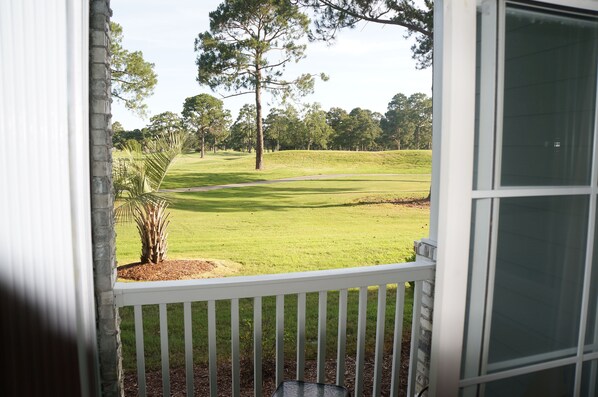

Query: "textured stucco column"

xmin=414 ymin=240 xmax=437 ymax=396
xmin=90 ymin=0 xmax=123 ymax=395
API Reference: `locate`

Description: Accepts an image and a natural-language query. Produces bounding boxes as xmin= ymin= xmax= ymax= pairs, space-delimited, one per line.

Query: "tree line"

xmin=111 ymin=0 xmax=433 ymax=169
xmin=113 ymin=91 xmax=431 ymax=153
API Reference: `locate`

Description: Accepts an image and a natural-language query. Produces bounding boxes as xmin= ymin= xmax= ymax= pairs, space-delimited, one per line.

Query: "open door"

xmin=430 ymin=0 xmax=598 ymax=395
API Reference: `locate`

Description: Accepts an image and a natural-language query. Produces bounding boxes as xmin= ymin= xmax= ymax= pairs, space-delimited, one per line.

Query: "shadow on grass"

xmin=212 ymin=151 xmax=249 ymax=158
xmin=167 ymin=185 xmax=365 ymax=213
xmin=304 ymin=178 xmax=429 ymax=184
xmin=164 ymin=176 xmax=430 ymax=213
xmin=164 ymin=172 xmax=269 ymax=189
xmin=164 ymin=172 xmax=430 ymax=191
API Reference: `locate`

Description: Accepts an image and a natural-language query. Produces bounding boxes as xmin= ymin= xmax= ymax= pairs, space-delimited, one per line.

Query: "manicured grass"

xmin=160 ymin=149 xmax=431 ymax=190
xmin=116 ymin=175 xmax=430 ymax=272
xmin=116 ymin=150 xmax=431 ymax=371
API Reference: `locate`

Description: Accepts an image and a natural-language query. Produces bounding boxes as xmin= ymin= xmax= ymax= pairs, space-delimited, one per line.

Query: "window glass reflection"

xmin=501 ymin=7 xmax=598 ymax=186
xmin=485 ymin=365 xmax=575 ymax=397
xmin=488 ymin=196 xmax=588 ymax=370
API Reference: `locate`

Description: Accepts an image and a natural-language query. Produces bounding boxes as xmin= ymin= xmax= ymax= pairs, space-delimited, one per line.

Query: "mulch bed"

xmin=118 ymin=260 xmax=216 ymax=281
xmin=123 ymin=337 xmax=412 ymax=396
xmin=390 ymin=197 xmax=430 ymax=209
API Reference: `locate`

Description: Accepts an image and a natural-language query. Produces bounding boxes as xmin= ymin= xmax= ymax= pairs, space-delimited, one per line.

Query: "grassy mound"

xmin=263 ymin=150 xmax=431 ymax=171
xmin=161 ymin=150 xmax=431 ymax=190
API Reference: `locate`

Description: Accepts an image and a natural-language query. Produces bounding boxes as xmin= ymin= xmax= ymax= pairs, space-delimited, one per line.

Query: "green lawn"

xmin=116 ymin=150 xmax=431 ymax=371
xmin=159 ymin=149 xmax=431 ymax=190
xmin=117 ymin=150 xmax=431 ymax=271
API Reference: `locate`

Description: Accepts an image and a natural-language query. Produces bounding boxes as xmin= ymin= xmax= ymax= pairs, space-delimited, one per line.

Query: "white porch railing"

xmin=114 ymin=261 xmax=435 ymax=397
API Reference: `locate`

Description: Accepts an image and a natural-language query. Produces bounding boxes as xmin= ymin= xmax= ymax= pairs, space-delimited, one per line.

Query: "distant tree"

xmin=347 ymin=108 xmax=382 ymax=151
xmin=380 ymin=93 xmax=412 ymax=150
xmin=299 ymin=0 xmax=433 ymax=69
xmin=407 ymin=93 xmax=432 ymax=149
xmin=267 ymin=105 xmax=305 ymax=150
xmin=326 ymin=107 xmax=350 ymax=149
xmin=264 ymin=108 xmax=288 ymax=152
xmin=112 ymin=121 xmax=125 ymax=146
xmin=110 ymin=22 xmax=158 ymax=116
xmin=380 ymin=92 xmax=432 ymax=149
xmin=112 ymin=121 xmax=125 ymax=149
xmin=371 ymin=111 xmax=383 ymax=123
xmin=195 ymin=0 xmax=327 ymax=170
xmin=113 ymin=134 xmax=184 ymax=264
xmin=229 ymin=104 xmax=257 ymax=152
xmin=302 ymin=103 xmax=333 ymax=150
xmin=208 ymin=112 xmax=232 ymax=153
xmin=328 ymin=107 xmax=380 ymax=150
xmin=146 ymin=112 xmax=187 ymax=141
xmin=182 ymin=94 xmax=231 ymax=158
xmin=112 ymin=124 xmax=147 ymax=150
xmin=112 ymin=121 xmax=124 ymax=134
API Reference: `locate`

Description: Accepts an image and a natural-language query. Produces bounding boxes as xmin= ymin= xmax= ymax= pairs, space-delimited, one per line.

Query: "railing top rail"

xmin=114 ymin=261 xmax=435 ymax=307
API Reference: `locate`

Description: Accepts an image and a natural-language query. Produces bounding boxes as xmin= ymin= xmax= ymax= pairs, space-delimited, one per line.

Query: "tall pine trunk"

xmin=255 ymin=63 xmax=264 ymax=170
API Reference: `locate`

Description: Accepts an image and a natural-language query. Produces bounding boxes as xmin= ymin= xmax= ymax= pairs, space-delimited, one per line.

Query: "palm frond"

xmin=114 ymin=134 xmax=184 ymax=198
xmin=144 ymin=148 xmax=178 ymax=191
xmin=114 ymin=192 xmax=164 ymax=223
xmin=144 ymin=133 xmax=185 ymax=191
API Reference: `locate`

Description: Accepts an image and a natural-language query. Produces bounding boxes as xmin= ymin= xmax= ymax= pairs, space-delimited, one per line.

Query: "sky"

xmin=110 ymin=0 xmax=432 ymax=130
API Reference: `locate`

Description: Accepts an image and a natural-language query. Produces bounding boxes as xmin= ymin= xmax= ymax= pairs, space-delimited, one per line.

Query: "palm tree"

xmin=114 ymin=134 xmax=184 ymax=264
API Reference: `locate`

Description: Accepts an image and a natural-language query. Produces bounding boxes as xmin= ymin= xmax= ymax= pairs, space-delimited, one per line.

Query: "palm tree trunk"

xmin=134 ymin=200 xmax=170 ymax=264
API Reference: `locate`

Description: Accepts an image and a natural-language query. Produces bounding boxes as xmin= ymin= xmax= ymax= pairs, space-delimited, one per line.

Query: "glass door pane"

xmin=585 ymin=211 xmax=598 ymax=353
xmin=462 ymin=365 xmax=576 ymax=397
xmin=582 ymin=360 xmax=598 ymax=396
xmin=487 ymin=195 xmax=588 ymax=371
xmin=500 ymin=5 xmax=598 ymax=186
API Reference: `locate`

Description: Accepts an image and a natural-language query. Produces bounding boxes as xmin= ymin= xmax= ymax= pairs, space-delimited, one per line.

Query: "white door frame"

xmin=428 ymin=0 xmax=478 ymax=394
xmin=428 ymin=0 xmax=598 ymax=395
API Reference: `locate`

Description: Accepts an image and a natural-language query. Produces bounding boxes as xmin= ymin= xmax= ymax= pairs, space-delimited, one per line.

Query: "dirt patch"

xmin=118 ymin=259 xmax=241 ymax=281
xmin=354 ymin=195 xmax=430 ymax=209
xmin=390 ymin=197 xmax=430 ymax=209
